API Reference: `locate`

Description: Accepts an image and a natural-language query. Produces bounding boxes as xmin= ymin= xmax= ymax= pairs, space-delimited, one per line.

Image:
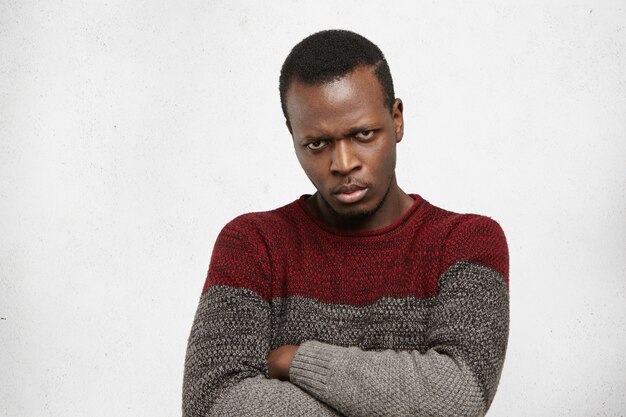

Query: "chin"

xmin=336 ymin=208 xmax=378 ymax=221
xmin=324 ymin=195 xmax=385 ymax=221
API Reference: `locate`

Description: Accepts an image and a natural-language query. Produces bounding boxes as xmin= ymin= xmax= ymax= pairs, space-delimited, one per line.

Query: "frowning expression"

xmin=286 ymin=66 xmax=404 ymax=229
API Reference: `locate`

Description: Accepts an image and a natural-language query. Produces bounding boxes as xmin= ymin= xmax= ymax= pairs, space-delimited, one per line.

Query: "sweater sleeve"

xmin=182 ymin=217 xmax=342 ymax=417
xmin=288 ymin=217 xmax=509 ymax=417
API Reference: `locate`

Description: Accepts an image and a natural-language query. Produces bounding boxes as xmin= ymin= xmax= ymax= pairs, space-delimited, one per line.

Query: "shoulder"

xmin=446 ymin=213 xmax=507 ymax=248
xmin=219 ymin=198 xmax=304 ymax=240
xmin=203 ymin=199 xmax=303 ymax=296
xmin=416 ymin=199 xmax=504 ymax=241
xmin=417 ymin=199 xmax=508 ymax=284
xmin=442 ymin=212 xmax=509 ymax=284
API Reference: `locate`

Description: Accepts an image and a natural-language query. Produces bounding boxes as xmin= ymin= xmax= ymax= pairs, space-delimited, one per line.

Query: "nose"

xmin=330 ymin=139 xmax=361 ymax=175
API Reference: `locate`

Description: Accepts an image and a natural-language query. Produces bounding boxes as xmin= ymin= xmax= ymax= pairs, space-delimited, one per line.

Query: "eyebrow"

xmin=345 ymin=126 xmax=373 ymax=136
xmin=302 ymin=126 xmax=374 ymax=142
xmin=301 ymin=134 xmax=333 ymax=143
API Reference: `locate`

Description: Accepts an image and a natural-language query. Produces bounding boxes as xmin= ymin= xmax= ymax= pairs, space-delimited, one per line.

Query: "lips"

xmin=333 ymin=184 xmax=369 ymax=204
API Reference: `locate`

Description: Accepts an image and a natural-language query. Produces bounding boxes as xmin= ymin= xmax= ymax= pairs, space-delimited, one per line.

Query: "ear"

xmin=392 ymin=98 xmax=404 ymax=143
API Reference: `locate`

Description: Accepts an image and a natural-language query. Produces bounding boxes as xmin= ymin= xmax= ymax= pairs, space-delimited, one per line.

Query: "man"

xmin=183 ymin=30 xmax=509 ymax=417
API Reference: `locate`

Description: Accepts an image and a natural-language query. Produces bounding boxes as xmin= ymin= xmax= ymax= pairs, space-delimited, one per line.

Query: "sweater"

xmin=183 ymin=194 xmax=509 ymax=417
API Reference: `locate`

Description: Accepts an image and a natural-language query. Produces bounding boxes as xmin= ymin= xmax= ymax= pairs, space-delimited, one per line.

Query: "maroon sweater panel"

xmin=202 ymin=195 xmax=508 ymax=305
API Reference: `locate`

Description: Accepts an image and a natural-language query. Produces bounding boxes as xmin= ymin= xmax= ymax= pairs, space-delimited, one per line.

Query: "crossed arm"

xmin=182 ymin=285 xmax=344 ymax=417
xmin=183 ymin=263 xmax=508 ymax=417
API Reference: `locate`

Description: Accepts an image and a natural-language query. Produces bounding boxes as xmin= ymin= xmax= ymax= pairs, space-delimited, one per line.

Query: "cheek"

xmin=294 ymin=148 xmax=312 ymax=172
xmin=296 ymin=154 xmax=326 ymax=183
xmin=385 ymin=146 xmax=397 ymax=171
xmin=368 ymin=139 xmax=397 ymax=174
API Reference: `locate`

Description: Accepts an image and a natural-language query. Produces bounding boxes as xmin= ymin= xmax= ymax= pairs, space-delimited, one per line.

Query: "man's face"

xmin=286 ymin=66 xmax=404 ymax=227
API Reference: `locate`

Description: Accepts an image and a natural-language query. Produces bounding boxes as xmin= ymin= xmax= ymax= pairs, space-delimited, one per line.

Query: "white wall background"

xmin=1 ymin=1 xmax=625 ymax=416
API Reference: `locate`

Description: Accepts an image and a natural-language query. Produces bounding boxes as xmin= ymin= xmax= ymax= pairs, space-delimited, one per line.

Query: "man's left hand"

xmin=267 ymin=344 xmax=299 ymax=381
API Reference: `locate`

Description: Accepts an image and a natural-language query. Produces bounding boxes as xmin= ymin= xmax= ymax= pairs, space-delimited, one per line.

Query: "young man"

xmin=183 ymin=30 xmax=509 ymax=417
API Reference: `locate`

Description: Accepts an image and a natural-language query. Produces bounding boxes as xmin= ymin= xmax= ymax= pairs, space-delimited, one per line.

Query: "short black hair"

xmin=279 ymin=30 xmax=395 ymax=124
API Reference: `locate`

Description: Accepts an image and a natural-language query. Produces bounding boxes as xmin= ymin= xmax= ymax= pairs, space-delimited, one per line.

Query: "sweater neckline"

xmin=296 ymin=194 xmax=426 ymax=238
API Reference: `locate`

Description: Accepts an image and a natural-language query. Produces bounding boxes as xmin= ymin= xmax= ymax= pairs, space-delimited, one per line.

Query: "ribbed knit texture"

xmin=183 ymin=195 xmax=509 ymax=417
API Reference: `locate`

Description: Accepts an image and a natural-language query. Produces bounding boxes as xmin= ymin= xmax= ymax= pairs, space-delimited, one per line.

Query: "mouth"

xmin=333 ymin=185 xmax=369 ymax=204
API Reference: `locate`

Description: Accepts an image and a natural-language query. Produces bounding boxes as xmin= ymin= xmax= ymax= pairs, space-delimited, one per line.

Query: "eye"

xmin=355 ymin=130 xmax=374 ymax=140
xmin=306 ymin=140 xmax=328 ymax=150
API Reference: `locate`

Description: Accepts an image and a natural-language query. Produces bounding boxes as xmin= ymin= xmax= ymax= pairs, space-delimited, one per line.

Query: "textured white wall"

xmin=1 ymin=1 xmax=625 ymax=416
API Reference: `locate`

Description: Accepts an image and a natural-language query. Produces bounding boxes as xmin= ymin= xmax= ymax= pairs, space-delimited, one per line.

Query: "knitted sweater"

xmin=183 ymin=194 xmax=509 ymax=417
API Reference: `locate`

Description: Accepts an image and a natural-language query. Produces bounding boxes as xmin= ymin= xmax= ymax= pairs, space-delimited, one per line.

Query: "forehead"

xmin=286 ymin=67 xmax=388 ymax=136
